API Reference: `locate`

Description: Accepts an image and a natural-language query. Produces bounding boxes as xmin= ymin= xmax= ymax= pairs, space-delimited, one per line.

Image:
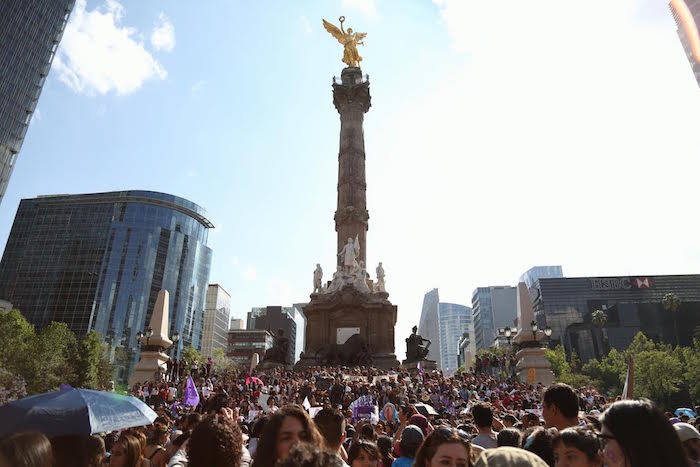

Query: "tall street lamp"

xmin=544 ymin=325 xmax=552 ymax=348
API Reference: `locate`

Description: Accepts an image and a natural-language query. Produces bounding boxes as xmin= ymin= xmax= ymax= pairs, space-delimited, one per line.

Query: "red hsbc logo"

xmin=633 ymin=277 xmax=653 ymax=289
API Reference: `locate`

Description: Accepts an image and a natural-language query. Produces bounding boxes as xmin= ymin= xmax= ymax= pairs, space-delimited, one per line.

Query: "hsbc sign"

xmin=590 ymin=277 xmax=654 ymax=290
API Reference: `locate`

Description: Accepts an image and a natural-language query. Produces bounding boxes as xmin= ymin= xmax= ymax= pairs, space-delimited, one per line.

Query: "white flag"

xmin=303 ymin=397 xmax=311 ymax=411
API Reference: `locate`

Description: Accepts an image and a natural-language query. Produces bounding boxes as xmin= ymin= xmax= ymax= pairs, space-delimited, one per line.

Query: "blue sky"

xmin=1 ymin=0 xmax=700 ymax=356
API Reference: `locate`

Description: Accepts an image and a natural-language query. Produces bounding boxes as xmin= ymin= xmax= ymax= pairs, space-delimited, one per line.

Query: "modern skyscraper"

xmin=247 ymin=306 xmax=299 ymax=364
xmin=0 ymin=1 xmax=75 ymax=204
xmin=201 ymin=284 xmax=231 ymax=358
xmin=418 ymin=289 xmax=441 ymax=367
xmin=0 ymin=191 xmax=214 ymax=368
xmin=519 ymin=266 xmax=564 ymax=289
xmin=670 ymin=0 xmax=700 ymax=87
xmin=472 ymin=286 xmax=518 ymax=350
xmin=438 ymin=302 xmax=473 ymax=375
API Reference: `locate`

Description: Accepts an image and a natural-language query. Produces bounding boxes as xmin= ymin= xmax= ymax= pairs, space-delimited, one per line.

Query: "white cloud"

xmin=300 ymin=15 xmax=312 ymax=34
xmin=150 ymin=12 xmax=175 ymax=52
xmin=232 ymin=256 xmax=240 ymax=267
xmin=243 ymin=265 xmax=257 ymax=281
xmin=53 ymin=0 xmax=167 ymax=96
xmin=341 ymin=0 xmax=376 ymax=17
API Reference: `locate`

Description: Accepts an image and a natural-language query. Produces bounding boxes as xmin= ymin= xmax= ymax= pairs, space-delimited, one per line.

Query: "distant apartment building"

xmin=472 ymin=286 xmax=517 ymax=350
xmin=248 ymin=306 xmax=304 ymax=364
xmin=0 ymin=1 xmax=75 ymax=203
xmin=201 ymin=284 xmax=231 ymax=358
xmin=227 ymin=329 xmax=273 ymax=366
xmin=229 ymin=318 xmax=244 ymax=330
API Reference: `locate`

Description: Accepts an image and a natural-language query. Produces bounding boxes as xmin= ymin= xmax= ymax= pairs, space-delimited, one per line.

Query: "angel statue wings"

xmin=322 ymin=16 xmax=367 ymax=68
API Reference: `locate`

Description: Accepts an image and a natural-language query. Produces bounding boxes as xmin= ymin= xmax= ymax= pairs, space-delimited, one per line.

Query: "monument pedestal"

xmin=402 ymin=359 xmax=437 ymax=373
xmin=515 ymin=346 xmax=555 ymax=386
xmin=129 ymin=350 xmax=170 ymax=386
xmin=295 ymin=285 xmax=399 ymax=370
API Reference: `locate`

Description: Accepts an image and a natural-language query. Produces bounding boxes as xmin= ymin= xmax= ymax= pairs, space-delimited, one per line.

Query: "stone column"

xmin=333 ymin=67 xmax=371 ymax=266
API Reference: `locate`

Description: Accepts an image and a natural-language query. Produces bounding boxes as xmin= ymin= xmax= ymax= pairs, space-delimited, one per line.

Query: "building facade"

xmin=472 ymin=286 xmax=517 ymax=350
xmin=438 ymin=302 xmax=473 ymax=375
xmin=227 ymin=329 xmax=273 ymax=366
xmin=230 ymin=318 xmax=244 ymax=330
xmin=457 ymin=332 xmax=473 ymax=370
xmin=670 ymin=0 xmax=700 ymax=87
xmin=0 ymin=191 xmax=213 ymax=375
xmin=532 ymin=274 xmax=700 ymax=362
xmin=201 ymin=284 xmax=231 ymax=358
xmin=520 ymin=265 xmax=564 ymax=289
xmin=247 ymin=306 xmax=299 ymax=364
xmin=0 ymin=1 xmax=74 ymax=204
xmin=418 ymin=289 xmax=441 ymax=367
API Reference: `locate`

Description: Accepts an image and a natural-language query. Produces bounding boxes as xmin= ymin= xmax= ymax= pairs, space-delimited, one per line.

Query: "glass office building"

xmin=0 ymin=0 xmax=74 ymax=204
xmin=670 ymin=0 xmax=700 ymax=87
xmin=0 ymin=191 xmax=214 ymax=367
xmin=418 ymin=288 xmax=441 ymax=367
xmin=438 ymin=302 xmax=472 ymax=375
xmin=472 ymin=286 xmax=517 ymax=350
xmin=520 ymin=265 xmax=564 ymax=289
xmin=532 ymin=274 xmax=700 ymax=362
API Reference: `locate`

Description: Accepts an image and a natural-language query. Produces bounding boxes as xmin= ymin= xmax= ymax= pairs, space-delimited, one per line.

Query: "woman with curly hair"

xmin=252 ymin=404 xmax=324 ymax=466
xmin=413 ymin=426 xmax=472 ymax=467
xmin=187 ymin=413 xmax=244 ymax=467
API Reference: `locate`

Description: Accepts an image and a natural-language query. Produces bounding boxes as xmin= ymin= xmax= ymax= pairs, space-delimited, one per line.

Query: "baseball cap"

xmin=401 ymin=425 xmax=425 ymax=446
xmin=674 ymin=422 xmax=700 ymax=443
xmin=409 ymin=414 xmax=429 ymax=434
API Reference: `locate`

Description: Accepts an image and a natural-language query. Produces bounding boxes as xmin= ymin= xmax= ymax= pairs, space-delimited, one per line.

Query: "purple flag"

xmin=183 ymin=376 xmax=200 ymax=407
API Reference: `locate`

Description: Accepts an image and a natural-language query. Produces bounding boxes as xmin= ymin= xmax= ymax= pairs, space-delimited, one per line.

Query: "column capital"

xmin=333 ymin=68 xmax=371 ymax=114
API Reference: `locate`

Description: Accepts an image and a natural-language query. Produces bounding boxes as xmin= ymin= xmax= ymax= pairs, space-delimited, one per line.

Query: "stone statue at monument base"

xmin=402 ymin=326 xmax=437 ymax=370
xmin=258 ymin=329 xmax=293 ymax=370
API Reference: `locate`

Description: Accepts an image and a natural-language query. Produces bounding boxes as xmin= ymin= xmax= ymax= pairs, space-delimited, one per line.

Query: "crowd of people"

xmin=1 ymin=361 xmax=700 ymax=466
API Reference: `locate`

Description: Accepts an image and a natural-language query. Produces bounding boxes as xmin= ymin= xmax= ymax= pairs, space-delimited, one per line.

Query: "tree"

xmin=32 ymin=322 xmax=77 ymax=393
xmin=544 ymin=345 xmax=592 ymax=388
xmin=681 ymin=340 xmax=700 ymax=403
xmin=663 ymin=293 xmax=681 ymax=347
xmin=74 ymin=330 xmax=111 ymax=389
xmin=181 ymin=345 xmax=202 ymax=371
xmin=634 ymin=349 xmax=684 ymax=408
xmin=581 ymin=347 xmax=626 ymax=395
xmin=0 ymin=309 xmax=38 ymax=378
xmin=212 ymin=347 xmax=236 ymax=375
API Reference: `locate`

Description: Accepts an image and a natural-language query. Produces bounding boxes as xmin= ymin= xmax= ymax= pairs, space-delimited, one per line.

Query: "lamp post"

xmin=544 ymin=326 xmax=552 ymax=348
xmin=531 ymin=320 xmax=538 ymax=341
xmin=170 ymin=331 xmax=180 ymax=358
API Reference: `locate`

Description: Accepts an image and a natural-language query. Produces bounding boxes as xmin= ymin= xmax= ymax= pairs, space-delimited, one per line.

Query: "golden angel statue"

xmin=322 ymin=16 xmax=367 ymax=68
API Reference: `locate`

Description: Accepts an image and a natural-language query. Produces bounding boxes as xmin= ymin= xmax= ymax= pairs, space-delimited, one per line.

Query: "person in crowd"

xmin=413 ymin=426 xmax=472 ymax=467
xmin=471 ymin=402 xmax=497 ymax=449
xmin=248 ymin=416 xmax=268 ymax=458
xmin=522 ymin=427 xmax=557 ymax=466
xmin=253 ymin=404 xmax=324 ymax=466
xmin=674 ymin=422 xmax=700 ymax=466
xmin=186 ymin=413 xmax=243 ymax=467
xmin=496 ymin=427 xmax=522 ymax=448
xmin=279 ymin=443 xmax=347 ymax=467
xmin=598 ymin=399 xmax=690 ymax=467
xmin=165 ymin=431 xmax=190 ymax=467
xmin=50 ymin=434 xmax=105 ymax=467
xmin=144 ymin=422 xmax=169 ymax=467
xmin=542 ymin=384 xmax=580 ymax=431
xmin=552 ymin=427 xmax=602 ymax=467
xmin=111 ymin=434 xmax=143 ymax=467
xmin=474 ymin=446 xmax=550 ymax=467
xmin=392 ymin=424 xmax=424 ymax=467
xmin=313 ymin=408 xmax=348 ymax=464
xmin=376 ymin=435 xmax=394 ymax=467
xmin=347 ymin=440 xmax=380 ymax=467
xmin=0 ymin=432 xmax=53 ymax=467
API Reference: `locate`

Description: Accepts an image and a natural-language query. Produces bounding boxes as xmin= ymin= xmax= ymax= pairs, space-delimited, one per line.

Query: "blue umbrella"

xmin=675 ymin=407 xmax=697 ymax=418
xmin=0 ymin=388 xmax=157 ymax=437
